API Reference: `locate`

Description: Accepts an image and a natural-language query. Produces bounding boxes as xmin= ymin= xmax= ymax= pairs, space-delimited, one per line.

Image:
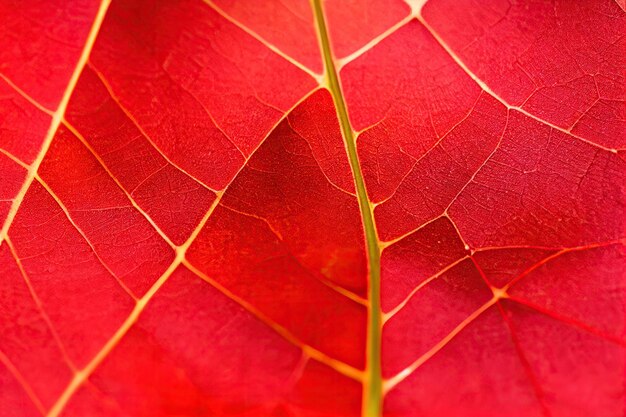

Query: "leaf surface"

xmin=0 ymin=1 xmax=624 ymax=417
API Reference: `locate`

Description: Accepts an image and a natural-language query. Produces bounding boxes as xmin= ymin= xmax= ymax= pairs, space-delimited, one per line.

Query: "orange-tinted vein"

xmin=415 ymin=12 xmax=619 ymax=154
xmin=219 ymin=203 xmax=367 ymax=305
xmin=46 ymin=194 xmax=222 ymax=417
xmin=370 ymin=91 xmax=486 ymax=208
xmin=502 ymin=239 xmax=625 ymax=291
xmin=384 ymin=298 xmax=498 ymax=391
xmin=34 ymin=175 xmax=137 ymax=300
xmin=469 ymin=256 xmax=552 ymax=416
xmin=0 ymin=147 xmax=29 ymax=170
xmin=47 ymin=87 xmax=320 ymax=416
xmin=158 ymin=65 xmax=246 ymax=158
xmin=184 ymin=259 xmax=364 ymax=381
xmin=0 ymin=349 xmax=45 ymax=416
xmin=5 ymin=236 xmax=77 ymax=372
xmin=495 ymin=302 xmax=552 ymax=417
xmin=286 ymin=118 xmax=358 ymax=197
xmin=337 ymin=14 xmax=414 ymax=69
xmin=86 ymin=63 xmax=219 ymax=194
xmin=383 ymin=255 xmax=469 ymax=322
xmin=0 ymin=0 xmax=112 ymax=250
xmin=0 ymin=72 xmax=53 ymax=116
xmin=62 ymin=120 xmax=177 ymax=249
xmin=203 ymin=0 xmax=324 ymax=83
xmin=442 ymin=110 xmax=511 ymax=215
xmin=507 ymin=296 xmax=626 ymax=348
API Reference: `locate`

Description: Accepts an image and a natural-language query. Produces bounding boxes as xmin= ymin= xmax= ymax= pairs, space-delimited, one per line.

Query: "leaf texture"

xmin=0 ymin=0 xmax=624 ymax=417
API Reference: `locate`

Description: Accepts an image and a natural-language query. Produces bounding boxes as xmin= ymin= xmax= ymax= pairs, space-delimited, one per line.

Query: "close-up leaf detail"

xmin=0 ymin=0 xmax=624 ymax=416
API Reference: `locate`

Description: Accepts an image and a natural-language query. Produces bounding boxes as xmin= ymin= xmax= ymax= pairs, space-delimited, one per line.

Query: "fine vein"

xmin=414 ymin=12 xmax=618 ymax=154
xmin=0 ymin=0 xmax=112 ymax=247
xmin=47 ymin=87 xmax=331 ymax=415
xmin=310 ymin=2 xmax=383 ymax=416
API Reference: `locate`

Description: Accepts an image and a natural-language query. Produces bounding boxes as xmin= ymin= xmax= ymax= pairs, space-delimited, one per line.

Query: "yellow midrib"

xmin=310 ymin=1 xmax=383 ymax=416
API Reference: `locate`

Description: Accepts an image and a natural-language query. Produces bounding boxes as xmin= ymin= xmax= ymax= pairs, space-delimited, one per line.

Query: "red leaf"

xmin=1 ymin=1 xmax=624 ymax=417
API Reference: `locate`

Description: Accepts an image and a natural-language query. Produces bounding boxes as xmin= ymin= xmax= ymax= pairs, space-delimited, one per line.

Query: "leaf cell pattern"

xmin=0 ymin=0 xmax=624 ymax=417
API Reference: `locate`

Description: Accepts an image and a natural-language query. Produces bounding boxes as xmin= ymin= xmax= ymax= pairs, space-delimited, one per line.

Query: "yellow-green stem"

xmin=310 ymin=2 xmax=383 ymax=416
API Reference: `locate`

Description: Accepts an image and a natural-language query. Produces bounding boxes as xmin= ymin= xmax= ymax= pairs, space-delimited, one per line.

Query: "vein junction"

xmin=0 ymin=0 xmax=623 ymax=415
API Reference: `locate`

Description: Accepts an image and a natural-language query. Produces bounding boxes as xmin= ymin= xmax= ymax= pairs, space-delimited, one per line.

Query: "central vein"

xmin=310 ymin=2 xmax=383 ymax=416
